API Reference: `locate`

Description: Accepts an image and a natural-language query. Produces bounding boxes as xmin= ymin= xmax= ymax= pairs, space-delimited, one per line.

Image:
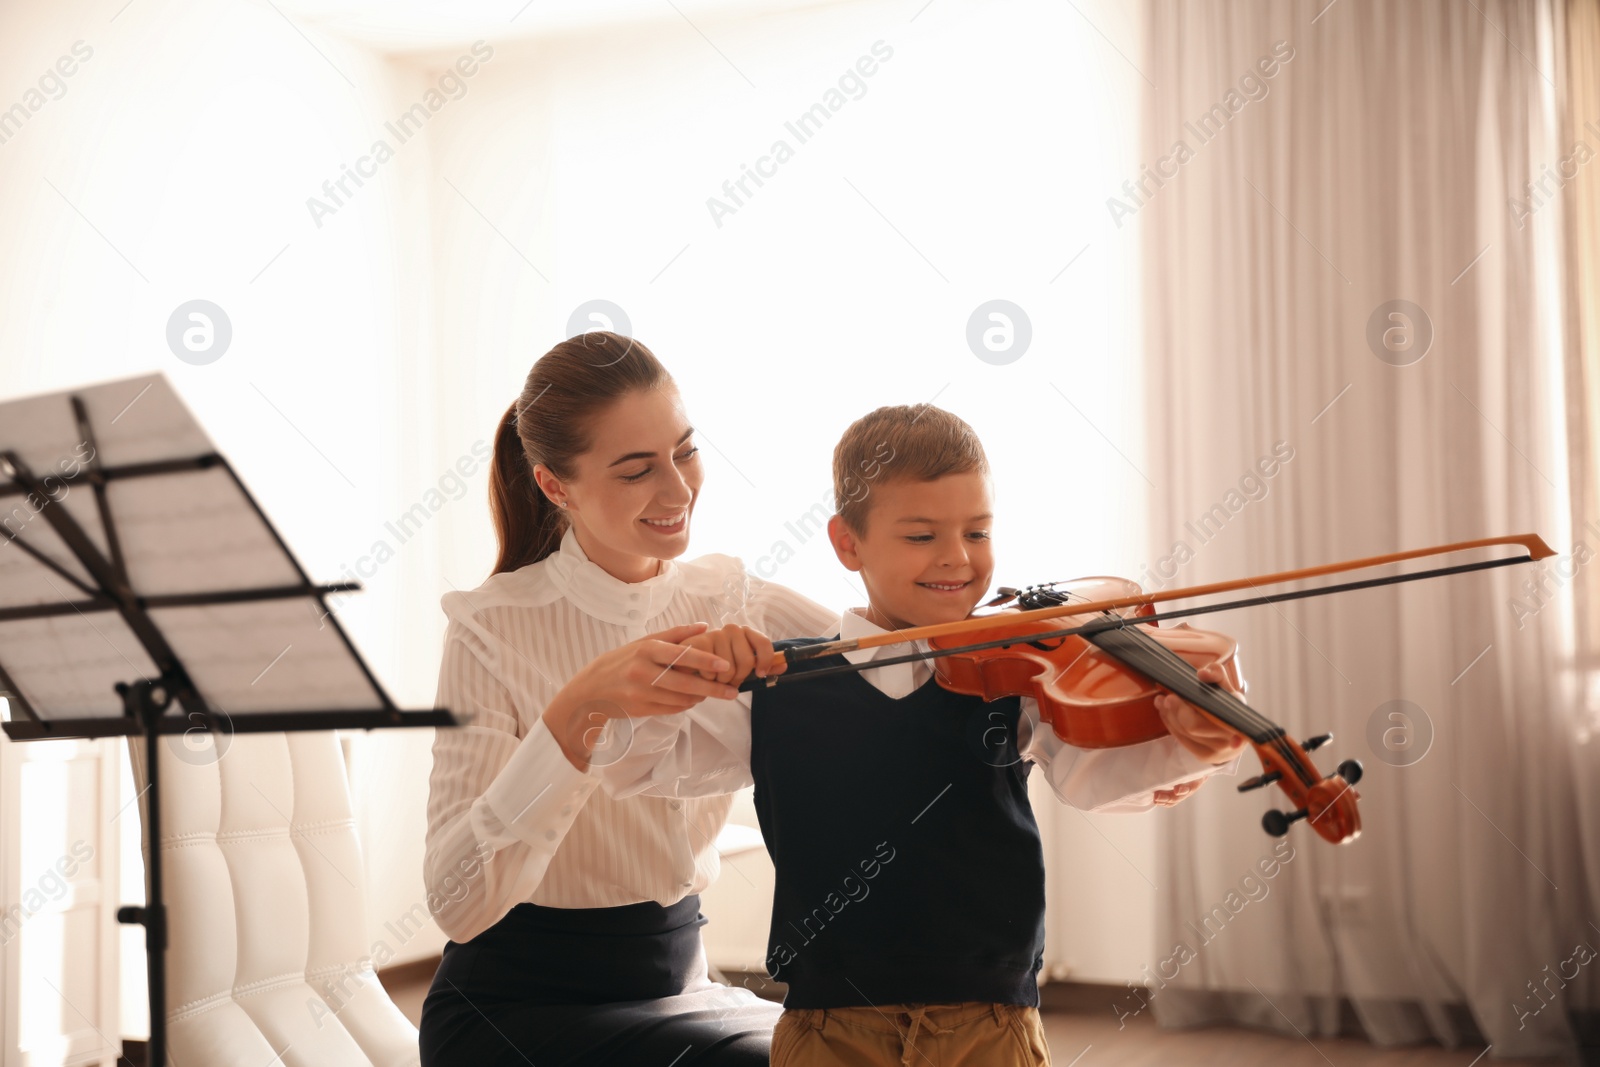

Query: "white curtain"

xmin=1139 ymin=0 xmax=1598 ymax=1057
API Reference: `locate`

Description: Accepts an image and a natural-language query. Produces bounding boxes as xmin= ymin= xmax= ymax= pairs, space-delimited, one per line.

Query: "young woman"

xmin=418 ymin=331 xmax=836 ymax=1066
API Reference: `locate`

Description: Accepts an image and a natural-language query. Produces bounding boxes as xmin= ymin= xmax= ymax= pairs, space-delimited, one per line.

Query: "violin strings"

xmin=1101 ymin=628 xmax=1320 ymax=790
xmin=1038 ymin=588 xmax=1283 ymax=738
xmin=1084 ymin=624 xmax=1281 ymax=741
xmin=1039 ymin=588 xmax=1330 ymax=776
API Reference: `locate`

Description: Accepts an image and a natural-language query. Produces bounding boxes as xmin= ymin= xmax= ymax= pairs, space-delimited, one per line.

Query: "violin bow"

xmin=749 ymin=532 xmax=1555 ymax=679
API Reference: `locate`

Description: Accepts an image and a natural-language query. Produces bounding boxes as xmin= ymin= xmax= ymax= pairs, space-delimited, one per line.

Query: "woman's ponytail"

xmin=486 ymin=331 xmax=670 ymax=577
xmin=489 ymin=398 xmax=563 ymax=575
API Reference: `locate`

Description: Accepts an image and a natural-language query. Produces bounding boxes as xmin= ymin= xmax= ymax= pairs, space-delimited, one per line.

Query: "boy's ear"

xmin=827 ymin=514 xmax=863 ymax=571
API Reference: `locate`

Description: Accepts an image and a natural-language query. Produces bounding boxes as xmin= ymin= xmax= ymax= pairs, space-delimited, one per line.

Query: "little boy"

xmin=603 ymin=404 xmax=1243 ymax=1066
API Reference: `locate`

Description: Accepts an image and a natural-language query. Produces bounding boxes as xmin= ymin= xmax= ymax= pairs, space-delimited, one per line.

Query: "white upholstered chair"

xmin=698 ymin=788 xmax=776 ymax=976
xmin=127 ymin=731 xmax=421 ymax=1067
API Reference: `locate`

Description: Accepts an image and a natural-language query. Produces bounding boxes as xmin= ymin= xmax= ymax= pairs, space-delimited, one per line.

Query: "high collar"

xmin=543 ymin=525 xmax=681 ymax=627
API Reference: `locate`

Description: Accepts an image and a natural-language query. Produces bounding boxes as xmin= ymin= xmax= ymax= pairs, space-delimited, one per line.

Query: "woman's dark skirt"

xmin=418 ymin=895 xmax=780 ymax=1066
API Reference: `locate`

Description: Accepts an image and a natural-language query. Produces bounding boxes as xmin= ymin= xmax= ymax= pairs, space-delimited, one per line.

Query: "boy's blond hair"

xmin=832 ymin=404 xmax=989 ymax=534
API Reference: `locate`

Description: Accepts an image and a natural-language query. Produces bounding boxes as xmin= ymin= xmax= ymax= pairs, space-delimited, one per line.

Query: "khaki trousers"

xmin=771 ymin=1001 xmax=1051 ymax=1067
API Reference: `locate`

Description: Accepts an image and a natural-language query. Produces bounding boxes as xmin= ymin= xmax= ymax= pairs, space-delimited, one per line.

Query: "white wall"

xmin=0 ymin=0 xmax=439 ymax=1034
xmin=0 ymin=1 xmax=1162 ymax=1034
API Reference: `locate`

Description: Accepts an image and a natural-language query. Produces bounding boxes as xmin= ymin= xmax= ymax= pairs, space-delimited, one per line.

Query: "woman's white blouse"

xmin=423 ymin=526 xmax=837 ymax=943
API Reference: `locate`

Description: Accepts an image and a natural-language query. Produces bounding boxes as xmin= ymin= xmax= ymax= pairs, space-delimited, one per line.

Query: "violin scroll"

xmin=1251 ymin=733 xmax=1362 ymax=845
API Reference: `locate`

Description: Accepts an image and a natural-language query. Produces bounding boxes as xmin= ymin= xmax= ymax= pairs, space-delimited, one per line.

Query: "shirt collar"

xmin=544 ymin=525 xmax=682 ymax=627
xmin=836 ymin=608 xmax=933 ymax=698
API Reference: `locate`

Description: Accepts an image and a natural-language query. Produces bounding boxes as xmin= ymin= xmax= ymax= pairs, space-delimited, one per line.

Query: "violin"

xmin=746 ymin=534 xmax=1555 ymax=846
xmin=932 ymin=576 xmax=1361 ymax=845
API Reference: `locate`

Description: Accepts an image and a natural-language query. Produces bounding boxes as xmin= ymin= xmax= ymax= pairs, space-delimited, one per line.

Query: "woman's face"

xmin=539 ymin=384 xmax=703 ymax=582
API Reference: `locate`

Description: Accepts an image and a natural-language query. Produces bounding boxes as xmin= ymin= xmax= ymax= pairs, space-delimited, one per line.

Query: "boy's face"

xmin=827 ymin=471 xmax=994 ymax=632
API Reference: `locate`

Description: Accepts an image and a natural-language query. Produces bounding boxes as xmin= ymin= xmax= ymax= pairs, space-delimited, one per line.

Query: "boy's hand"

xmin=1154 ymin=661 xmax=1248 ymax=765
xmin=676 ymin=623 xmax=784 ymax=687
xmin=1152 ymin=780 xmax=1205 ymax=806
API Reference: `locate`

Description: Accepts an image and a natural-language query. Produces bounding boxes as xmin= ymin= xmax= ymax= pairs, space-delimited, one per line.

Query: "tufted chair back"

xmin=128 ymin=731 xmax=421 ymax=1067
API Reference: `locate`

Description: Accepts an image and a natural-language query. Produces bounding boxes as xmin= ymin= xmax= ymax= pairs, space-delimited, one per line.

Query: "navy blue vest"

xmin=749 ymin=637 xmax=1047 ymax=1008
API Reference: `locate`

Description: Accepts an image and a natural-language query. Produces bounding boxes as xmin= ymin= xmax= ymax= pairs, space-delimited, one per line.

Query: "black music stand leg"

xmin=115 ymin=678 xmax=171 ymax=1067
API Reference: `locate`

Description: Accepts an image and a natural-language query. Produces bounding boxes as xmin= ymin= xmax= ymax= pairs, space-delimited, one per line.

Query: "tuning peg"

xmin=1337 ymin=759 xmax=1363 ymax=785
xmin=1302 ymin=733 xmax=1332 ymax=751
xmin=1262 ymin=808 xmax=1308 ymax=837
xmin=1236 ymin=771 xmax=1283 ymax=793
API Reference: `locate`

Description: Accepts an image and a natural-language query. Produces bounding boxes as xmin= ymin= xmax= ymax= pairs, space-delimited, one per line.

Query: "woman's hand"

xmin=542 ymin=622 xmax=742 ymax=770
xmin=1154 ymin=661 xmax=1248 ymax=765
xmin=677 ymin=623 xmax=787 ymax=686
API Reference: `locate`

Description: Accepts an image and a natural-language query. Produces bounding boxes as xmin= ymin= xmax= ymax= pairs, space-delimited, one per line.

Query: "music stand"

xmin=0 ymin=372 xmax=456 ymax=1067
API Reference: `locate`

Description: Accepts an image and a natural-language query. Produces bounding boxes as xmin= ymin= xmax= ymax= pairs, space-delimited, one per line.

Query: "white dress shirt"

xmin=604 ymin=608 xmax=1241 ymax=811
xmin=423 ymin=526 xmax=838 ymax=943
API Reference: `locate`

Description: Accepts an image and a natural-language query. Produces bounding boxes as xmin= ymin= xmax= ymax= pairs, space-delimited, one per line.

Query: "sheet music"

xmin=0 ymin=373 xmax=394 ymax=723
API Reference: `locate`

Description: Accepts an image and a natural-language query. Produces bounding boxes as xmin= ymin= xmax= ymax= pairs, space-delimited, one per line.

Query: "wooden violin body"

xmin=931 ymin=577 xmax=1244 ymax=749
xmin=930 ymin=577 xmax=1363 ymax=845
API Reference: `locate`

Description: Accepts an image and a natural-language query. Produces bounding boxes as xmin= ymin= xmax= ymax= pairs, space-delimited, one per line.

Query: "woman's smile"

xmin=640 ymin=512 xmax=688 ymax=534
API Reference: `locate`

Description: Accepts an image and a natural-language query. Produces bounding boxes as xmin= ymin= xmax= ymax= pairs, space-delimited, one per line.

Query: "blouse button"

xmin=629 ymin=592 xmax=640 ymax=601
xmin=544 ymin=830 xmax=558 ymax=842
xmin=669 ymin=800 xmax=681 ymax=811
xmin=560 ymin=805 xmax=572 ymax=816
xmin=627 ymin=609 xmax=640 ymax=619
xmin=680 ymin=881 xmax=692 ymax=889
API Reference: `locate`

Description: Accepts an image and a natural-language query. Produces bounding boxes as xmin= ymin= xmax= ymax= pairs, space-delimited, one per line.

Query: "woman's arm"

xmin=424 ymin=621 xmax=595 ymax=942
xmin=424 ymin=615 xmax=739 ymax=942
xmin=596 ymin=690 xmax=755 ymax=800
xmin=598 ymin=572 xmax=838 ymax=800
